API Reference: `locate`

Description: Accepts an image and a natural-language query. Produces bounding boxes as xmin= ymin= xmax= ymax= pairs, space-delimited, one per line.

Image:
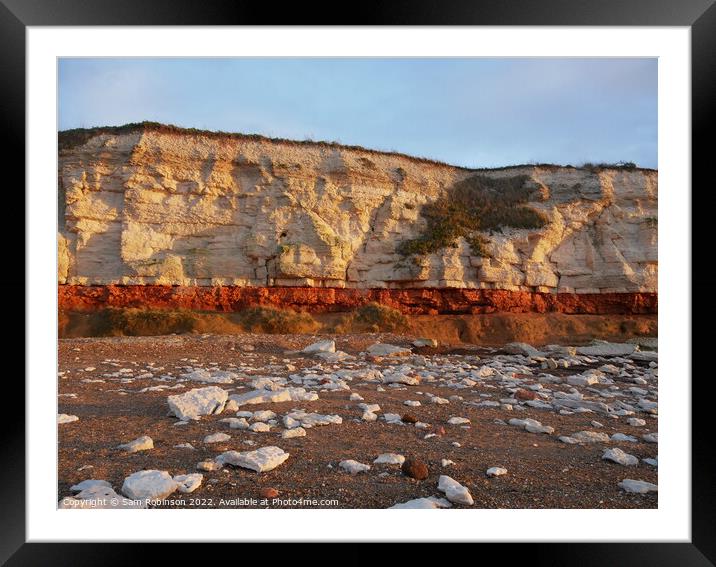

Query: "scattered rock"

xmin=503 ymin=342 xmax=542 ymax=357
xmin=167 ymin=386 xmax=228 ymax=421
xmin=389 ymin=497 xmax=451 ymax=509
xmin=602 ymin=448 xmax=639 ymax=466
xmin=401 ymin=458 xmax=429 ymax=480
xmin=204 ymin=432 xmax=231 ymax=443
xmin=402 ymin=413 xmax=418 ymax=424
xmin=438 ymin=475 xmax=474 ymax=505
xmin=300 ymin=339 xmax=336 ymax=354
xmin=70 ymin=479 xmax=112 ymax=492
xmin=413 ymin=338 xmax=438 ymax=348
xmin=447 ymin=417 xmax=470 ymax=425
xmin=173 ymin=473 xmax=203 ymax=493
xmin=216 ymin=446 xmax=290 ymax=473
xmin=339 ymin=460 xmax=371 ymax=474
xmin=229 ymin=387 xmax=318 ymax=407
xmin=619 ymin=479 xmax=658 ymax=494
xmin=486 ymin=467 xmax=507 ymax=477
xmin=611 ymin=433 xmax=638 ymax=443
xmin=367 ymin=343 xmax=412 ymax=357
xmin=570 ymin=431 xmax=611 ymax=444
xmin=373 ymin=453 xmax=405 ymax=465
xmin=281 ymin=427 xmax=306 ymax=439
xmin=118 ymin=435 xmax=154 ymax=453
xmin=197 ymin=460 xmax=222 ymax=472
xmin=576 ymin=341 xmax=637 ymax=357
xmin=58 ymin=414 xmax=79 ymax=424
xmin=121 ymin=470 xmax=178 ymax=501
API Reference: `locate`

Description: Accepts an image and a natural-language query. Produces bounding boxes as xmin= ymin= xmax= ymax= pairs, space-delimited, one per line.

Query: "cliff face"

xmin=58 ymin=128 xmax=657 ymax=295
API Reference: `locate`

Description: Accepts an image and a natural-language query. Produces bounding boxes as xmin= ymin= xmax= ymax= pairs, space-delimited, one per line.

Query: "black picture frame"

xmin=4 ymin=0 xmax=712 ymax=563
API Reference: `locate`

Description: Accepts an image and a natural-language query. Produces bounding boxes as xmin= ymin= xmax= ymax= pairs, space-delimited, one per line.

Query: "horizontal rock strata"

xmin=58 ymin=285 xmax=656 ymax=315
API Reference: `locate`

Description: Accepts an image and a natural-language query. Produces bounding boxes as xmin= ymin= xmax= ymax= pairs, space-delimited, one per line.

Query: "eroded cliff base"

xmin=59 ymin=285 xmax=657 ymax=343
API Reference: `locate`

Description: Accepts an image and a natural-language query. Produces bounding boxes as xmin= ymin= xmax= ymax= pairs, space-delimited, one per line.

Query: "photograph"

xmin=55 ymin=56 xmax=660 ymax=511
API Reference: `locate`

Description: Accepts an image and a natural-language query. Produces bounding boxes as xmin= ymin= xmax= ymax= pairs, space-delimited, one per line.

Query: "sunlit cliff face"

xmin=58 ymin=128 xmax=657 ymax=294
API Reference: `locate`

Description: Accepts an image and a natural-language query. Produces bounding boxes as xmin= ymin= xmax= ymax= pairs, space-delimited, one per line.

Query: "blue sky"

xmin=58 ymin=58 xmax=657 ymax=169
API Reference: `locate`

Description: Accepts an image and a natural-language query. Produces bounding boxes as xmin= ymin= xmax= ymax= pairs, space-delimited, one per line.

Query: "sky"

xmin=58 ymin=58 xmax=657 ymax=169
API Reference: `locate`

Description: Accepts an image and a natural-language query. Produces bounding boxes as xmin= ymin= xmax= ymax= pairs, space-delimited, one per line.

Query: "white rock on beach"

xmin=570 ymin=431 xmax=611 ymax=444
xmin=221 ymin=417 xmax=249 ymax=429
xmin=339 ymin=460 xmax=371 ymax=474
xmin=173 ymin=473 xmax=203 ymax=493
xmin=204 ymin=432 xmax=231 ymax=444
xmin=70 ymin=479 xmax=112 ymax=492
xmin=167 ymin=386 xmax=228 ymax=421
xmin=389 ymin=497 xmax=452 ymax=509
xmin=229 ymin=387 xmax=318 ymax=407
xmin=301 ymin=339 xmax=336 ymax=354
xmin=438 ymin=475 xmax=474 ymax=505
xmin=447 ymin=417 xmax=470 ymax=425
xmin=367 ymin=343 xmax=411 ymax=357
xmin=486 ymin=467 xmax=507 ymax=477
xmin=602 ymin=448 xmax=639 ymax=466
xmin=281 ymin=427 xmax=306 ymax=439
xmin=619 ymin=479 xmax=658 ymax=494
xmin=576 ymin=341 xmax=637 ymax=357
xmin=216 ymin=446 xmax=289 ymax=472
xmin=373 ymin=453 xmax=405 ymax=465
xmin=118 ymin=435 xmax=154 ymax=453
xmin=121 ymin=470 xmax=179 ymax=501
xmin=58 ymin=414 xmax=79 ymax=424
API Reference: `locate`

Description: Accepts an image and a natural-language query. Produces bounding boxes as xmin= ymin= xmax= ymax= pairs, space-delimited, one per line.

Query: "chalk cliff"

xmin=58 ymin=125 xmax=657 ymax=304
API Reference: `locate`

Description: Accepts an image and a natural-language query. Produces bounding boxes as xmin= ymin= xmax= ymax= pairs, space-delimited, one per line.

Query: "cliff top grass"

xmin=58 ymin=121 xmax=656 ymax=173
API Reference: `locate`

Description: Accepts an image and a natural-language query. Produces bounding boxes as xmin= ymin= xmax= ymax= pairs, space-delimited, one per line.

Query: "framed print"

xmin=4 ymin=0 xmax=713 ymax=562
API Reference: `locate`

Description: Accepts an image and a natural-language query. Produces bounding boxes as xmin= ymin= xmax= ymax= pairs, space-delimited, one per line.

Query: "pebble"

xmin=619 ymin=479 xmax=658 ymax=494
xmin=281 ymin=427 xmax=306 ymax=439
xmin=373 ymin=453 xmax=405 ymax=465
xmin=204 ymin=432 xmax=231 ymax=444
xmin=602 ymin=447 xmax=639 ymax=466
xmin=118 ymin=435 xmax=154 ymax=453
xmin=438 ymin=475 xmax=474 ymax=505
xmin=401 ymin=458 xmax=429 ymax=480
xmin=58 ymin=414 xmax=79 ymax=424
xmin=486 ymin=467 xmax=507 ymax=477
xmin=339 ymin=460 xmax=371 ymax=474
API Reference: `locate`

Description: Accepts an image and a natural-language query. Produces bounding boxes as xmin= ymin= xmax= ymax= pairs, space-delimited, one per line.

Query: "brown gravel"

xmin=58 ymin=333 xmax=658 ymax=509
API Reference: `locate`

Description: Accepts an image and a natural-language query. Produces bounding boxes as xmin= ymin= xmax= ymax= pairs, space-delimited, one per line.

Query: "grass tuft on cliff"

xmin=397 ymin=174 xmax=548 ymax=258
